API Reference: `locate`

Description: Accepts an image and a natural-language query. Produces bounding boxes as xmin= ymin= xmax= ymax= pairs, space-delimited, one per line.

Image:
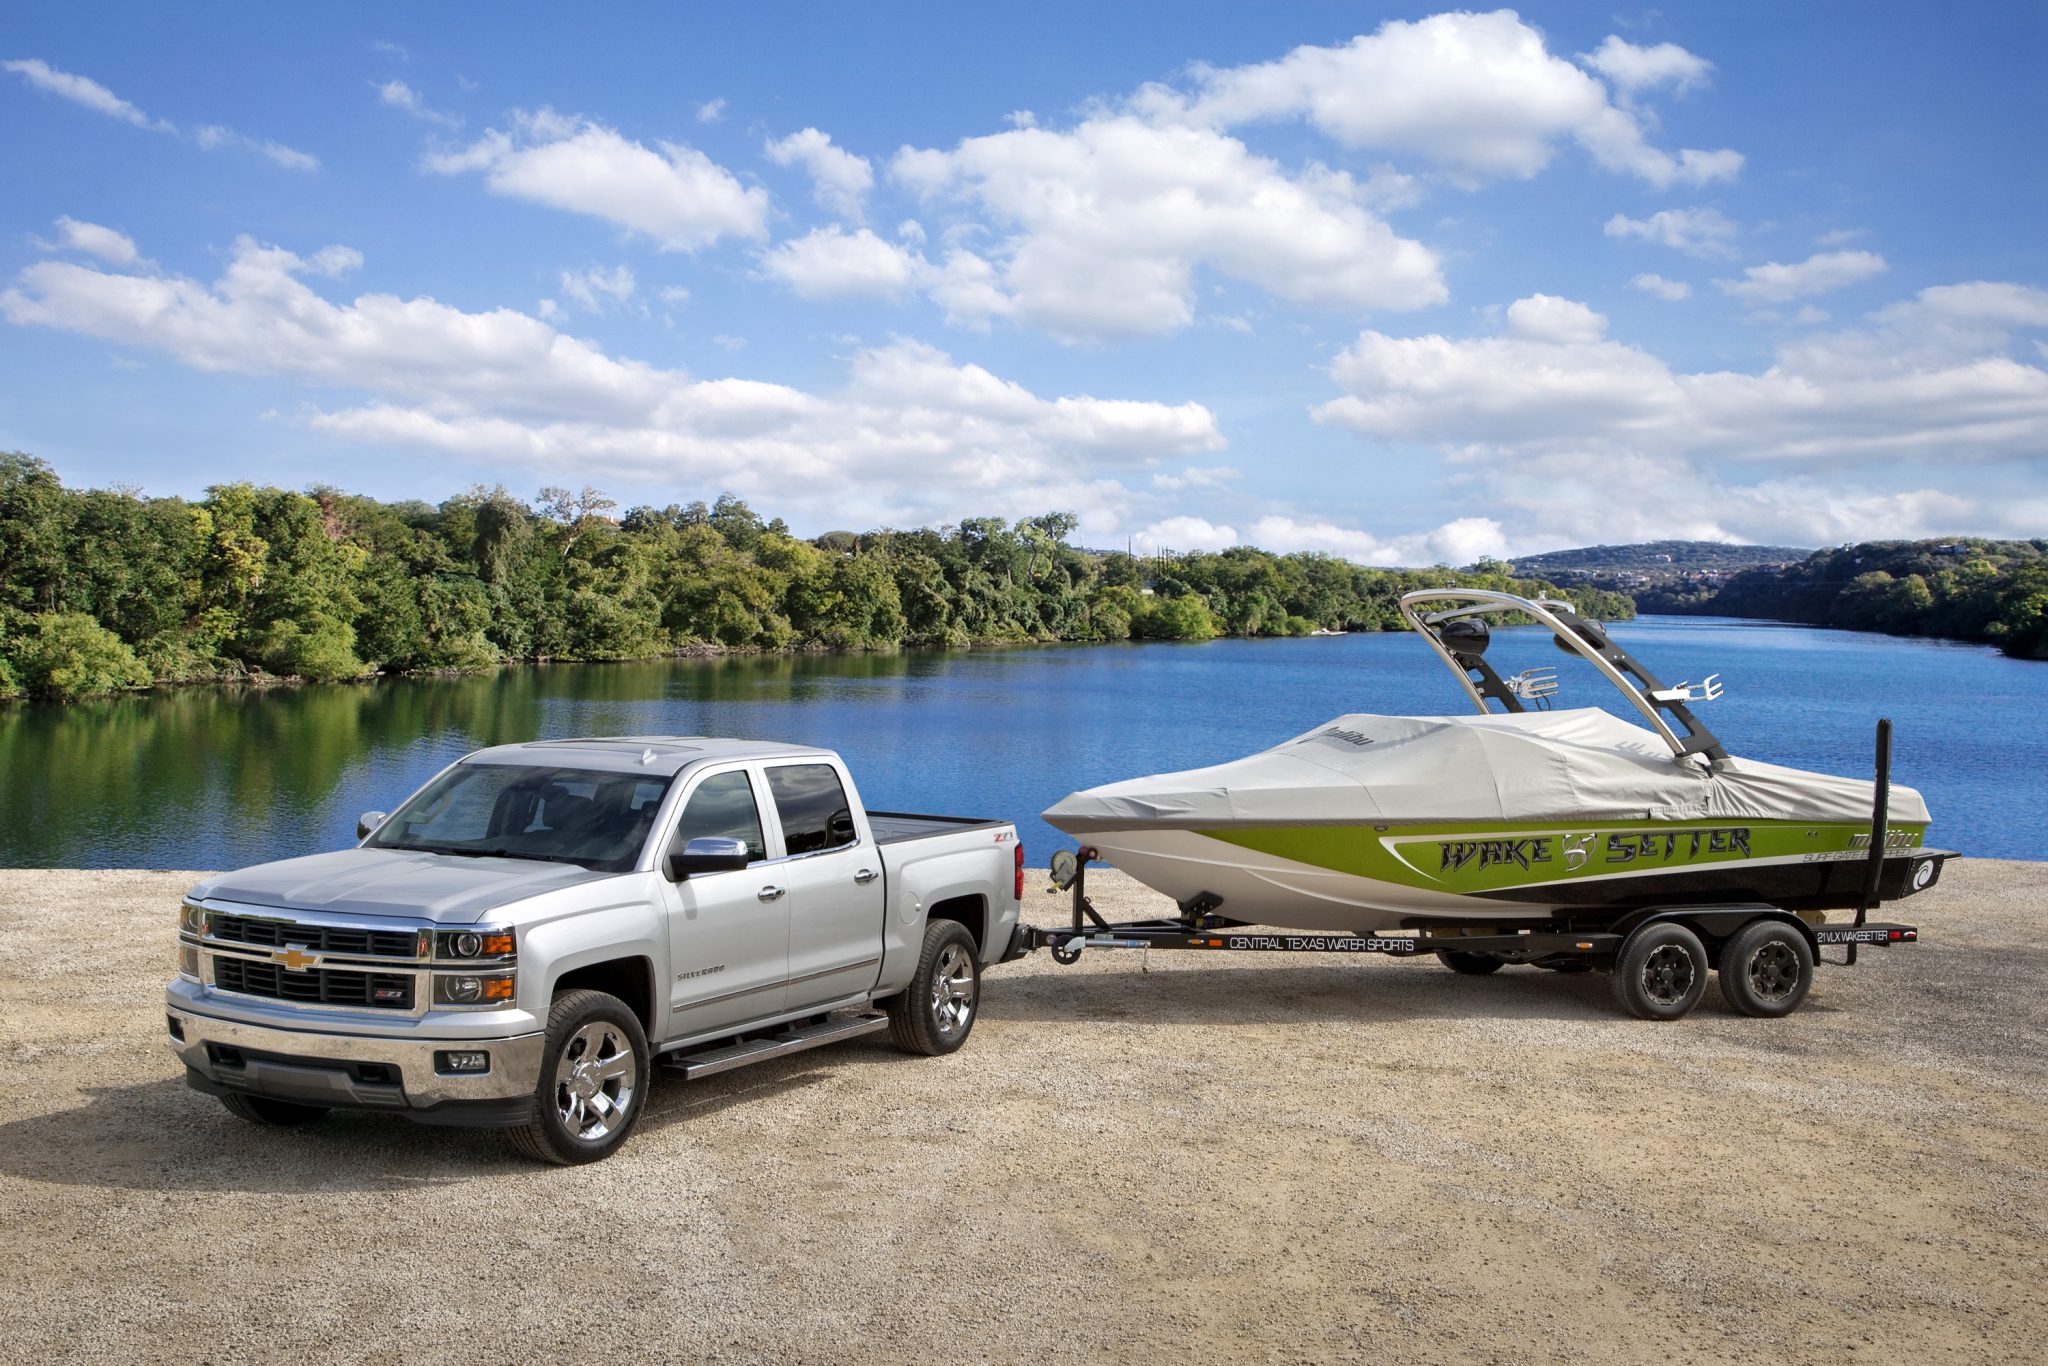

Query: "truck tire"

xmin=1435 ymin=950 xmax=1505 ymax=975
xmin=1612 ymin=923 xmax=1710 ymax=1021
xmin=885 ymin=919 xmax=980 ymax=1057
xmin=1717 ymin=920 xmax=1815 ymax=1018
xmin=218 ymin=1093 xmax=329 ymax=1127
xmin=507 ymin=989 xmax=650 ymax=1166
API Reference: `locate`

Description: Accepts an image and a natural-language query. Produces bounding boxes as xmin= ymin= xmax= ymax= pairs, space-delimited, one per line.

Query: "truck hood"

xmin=190 ymin=847 xmax=612 ymax=925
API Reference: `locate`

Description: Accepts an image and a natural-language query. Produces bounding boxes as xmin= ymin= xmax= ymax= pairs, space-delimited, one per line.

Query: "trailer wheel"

xmin=1612 ymin=923 xmax=1709 ymax=1021
xmin=1435 ymin=950 xmax=1505 ymax=976
xmin=1717 ymin=920 xmax=1815 ymax=1018
xmin=885 ymin=919 xmax=980 ymax=1057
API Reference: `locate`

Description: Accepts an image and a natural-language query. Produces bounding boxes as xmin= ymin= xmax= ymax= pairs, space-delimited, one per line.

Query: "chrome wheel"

xmin=1640 ymin=944 xmax=1697 ymax=1006
xmin=1745 ymin=941 xmax=1802 ymax=1003
xmin=930 ymin=942 xmax=976 ymax=1041
xmin=552 ymin=1020 xmax=637 ymax=1141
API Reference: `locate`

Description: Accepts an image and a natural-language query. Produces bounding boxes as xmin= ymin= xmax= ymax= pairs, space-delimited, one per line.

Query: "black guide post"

xmin=1848 ymin=717 xmax=1893 ymax=966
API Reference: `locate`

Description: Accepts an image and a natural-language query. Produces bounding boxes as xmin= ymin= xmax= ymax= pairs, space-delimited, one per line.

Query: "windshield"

xmin=367 ymin=763 xmax=673 ymax=871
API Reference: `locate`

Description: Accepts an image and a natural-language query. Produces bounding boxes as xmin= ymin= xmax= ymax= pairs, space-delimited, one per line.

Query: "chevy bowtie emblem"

xmin=276 ymin=947 xmax=320 ymax=972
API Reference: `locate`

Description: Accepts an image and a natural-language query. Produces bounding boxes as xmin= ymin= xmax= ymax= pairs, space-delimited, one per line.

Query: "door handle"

xmin=853 ymin=868 xmax=878 ymax=884
xmin=757 ymin=885 xmax=785 ymax=902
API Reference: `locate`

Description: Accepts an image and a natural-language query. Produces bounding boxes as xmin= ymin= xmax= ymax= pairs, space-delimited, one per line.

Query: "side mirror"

xmin=666 ymin=836 xmax=750 ymax=881
xmin=826 ymin=809 xmax=857 ymax=846
xmin=357 ymin=811 xmax=387 ymax=841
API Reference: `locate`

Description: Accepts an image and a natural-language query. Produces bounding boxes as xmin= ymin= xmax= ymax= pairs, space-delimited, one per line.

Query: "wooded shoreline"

xmin=0 ymin=454 xmax=1632 ymax=702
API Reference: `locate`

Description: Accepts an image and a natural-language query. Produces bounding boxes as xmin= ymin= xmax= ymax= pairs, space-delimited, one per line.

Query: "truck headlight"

xmin=177 ymin=945 xmax=201 ymax=981
xmin=434 ymin=972 xmax=516 ymax=1007
xmin=434 ymin=929 xmax=516 ymax=961
xmin=179 ymin=902 xmax=210 ymax=936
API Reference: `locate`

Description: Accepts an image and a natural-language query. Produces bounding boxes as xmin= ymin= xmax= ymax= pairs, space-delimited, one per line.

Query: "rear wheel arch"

xmin=926 ymin=893 xmax=987 ymax=955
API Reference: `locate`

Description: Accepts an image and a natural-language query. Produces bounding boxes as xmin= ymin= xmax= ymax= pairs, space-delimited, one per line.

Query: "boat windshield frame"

xmin=1397 ymin=588 xmax=1728 ymax=763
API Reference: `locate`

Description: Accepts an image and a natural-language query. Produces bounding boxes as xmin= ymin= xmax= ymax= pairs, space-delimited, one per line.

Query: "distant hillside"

xmin=1637 ymin=538 xmax=2048 ymax=659
xmin=1508 ymin=541 xmax=1810 ymax=581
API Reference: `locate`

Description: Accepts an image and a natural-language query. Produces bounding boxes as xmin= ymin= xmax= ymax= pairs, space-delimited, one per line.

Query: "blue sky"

xmin=4 ymin=3 xmax=2045 ymax=561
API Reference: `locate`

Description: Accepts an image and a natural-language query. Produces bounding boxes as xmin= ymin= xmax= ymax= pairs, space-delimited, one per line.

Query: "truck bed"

xmin=868 ymin=811 xmax=1010 ymax=845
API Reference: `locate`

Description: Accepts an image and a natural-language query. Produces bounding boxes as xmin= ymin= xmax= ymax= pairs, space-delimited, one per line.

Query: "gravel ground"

xmin=1 ymin=862 xmax=2043 ymax=1364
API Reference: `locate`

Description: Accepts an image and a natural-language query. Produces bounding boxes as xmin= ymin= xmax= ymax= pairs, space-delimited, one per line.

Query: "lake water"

xmin=0 ymin=616 xmax=2041 ymax=870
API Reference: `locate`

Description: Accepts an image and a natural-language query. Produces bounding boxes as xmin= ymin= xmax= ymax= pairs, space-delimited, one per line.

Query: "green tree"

xmin=12 ymin=612 xmax=152 ymax=699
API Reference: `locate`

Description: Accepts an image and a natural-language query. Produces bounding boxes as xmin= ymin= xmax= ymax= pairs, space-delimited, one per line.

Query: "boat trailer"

xmin=1009 ymin=722 xmax=1939 ymax=1021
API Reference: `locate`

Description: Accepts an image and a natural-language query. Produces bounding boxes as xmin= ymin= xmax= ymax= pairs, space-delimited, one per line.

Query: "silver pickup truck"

xmin=165 ymin=736 xmax=1024 ymax=1163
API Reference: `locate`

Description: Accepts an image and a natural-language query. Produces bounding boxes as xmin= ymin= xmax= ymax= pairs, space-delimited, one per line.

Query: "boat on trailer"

xmin=1023 ymin=590 xmax=1952 ymax=1020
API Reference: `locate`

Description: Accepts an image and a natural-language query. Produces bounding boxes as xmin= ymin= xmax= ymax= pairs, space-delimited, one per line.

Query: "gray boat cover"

xmin=1045 ymin=707 xmax=1929 ymax=829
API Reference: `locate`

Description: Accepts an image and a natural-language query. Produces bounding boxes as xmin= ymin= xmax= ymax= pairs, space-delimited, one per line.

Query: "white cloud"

xmin=1717 ymin=250 xmax=1887 ymax=303
xmin=1132 ymin=516 xmax=1238 ymax=553
xmin=657 ymin=285 xmax=690 ymax=308
xmin=895 ymin=115 xmax=1444 ymax=341
xmin=1630 ymin=272 xmax=1692 ymax=301
xmin=426 ymin=109 xmax=768 ymax=250
xmin=51 ymin=216 xmax=138 ymax=266
xmin=1249 ymin=513 xmax=1510 ymax=567
xmin=558 ymin=263 xmax=636 ymax=313
xmin=1579 ymin=37 xmax=1713 ymax=96
xmin=0 ymin=235 xmax=1223 ymax=530
xmin=195 ymin=124 xmax=319 ymax=171
xmin=375 ymin=79 xmax=461 ymax=130
xmin=1604 ymin=207 xmax=1737 ymax=258
xmin=759 ymin=227 xmax=921 ymax=301
xmin=1310 ymin=283 xmax=2048 ymax=545
xmin=1321 ymin=283 xmax=2048 ymax=463
xmin=695 ymin=98 xmax=726 ymax=124
xmin=1150 ymin=465 xmax=1239 ymax=491
xmin=3 ymin=57 xmax=165 ymax=129
xmin=5 ymin=57 xmax=312 ymax=167
xmin=1505 ymin=294 xmax=1607 ymax=344
xmin=1164 ymin=12 xmax=1739 ymax=187
xmin=764 ymin=127 xmax=874 ymax=219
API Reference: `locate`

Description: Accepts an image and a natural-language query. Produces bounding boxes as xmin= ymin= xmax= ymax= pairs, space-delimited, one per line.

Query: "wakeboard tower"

xmin=1018 ymin=589 xmax=1952 ymax=1020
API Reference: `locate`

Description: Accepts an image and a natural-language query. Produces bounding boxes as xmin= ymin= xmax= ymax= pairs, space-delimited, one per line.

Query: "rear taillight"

xmin=1014 ymin=840 xmax=1025 ymax=900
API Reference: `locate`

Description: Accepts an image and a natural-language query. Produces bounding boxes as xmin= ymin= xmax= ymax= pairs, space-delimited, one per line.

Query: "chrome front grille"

xmin=212 ymin=956 xmax=416 ymax=1010
xmin=209 ymin=912 xmax=421 ymax=960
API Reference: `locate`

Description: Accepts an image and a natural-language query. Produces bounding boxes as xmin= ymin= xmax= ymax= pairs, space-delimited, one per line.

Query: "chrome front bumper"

xmin=167 ymin=1003 xmax=545 ymax=1119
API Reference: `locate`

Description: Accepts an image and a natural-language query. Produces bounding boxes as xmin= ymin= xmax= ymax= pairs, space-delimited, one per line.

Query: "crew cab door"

xmin=655 ymin=767 xmax=788 ymax=1038
xmin=763 ymin=761 xmax=885 ymax=1010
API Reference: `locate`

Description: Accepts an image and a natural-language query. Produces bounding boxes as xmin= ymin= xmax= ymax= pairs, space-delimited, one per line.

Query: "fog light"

xmin=167 ymin=1014 xmax=185 ymax=1041
xmin=436 ymin=1050 xmax=491 ymax=1074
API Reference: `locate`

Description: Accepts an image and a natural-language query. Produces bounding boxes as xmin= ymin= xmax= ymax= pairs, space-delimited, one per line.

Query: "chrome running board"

xmin=661 ymin=1012 xmax=888 ymax=1080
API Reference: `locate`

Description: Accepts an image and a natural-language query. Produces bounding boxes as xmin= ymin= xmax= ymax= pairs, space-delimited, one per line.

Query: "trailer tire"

xmin=885 ymin=919 xmax=980 ymax=1057
xmin=218 ymin=1093 xmax=329 ymax=1127
xmin=1435 ymin=950 xmax=1505 ymax=976
xmin=1612 ymin=923 xmax=1709 ymax=1021
xmin=506 ymin=989 xmax=649 ymax=1166
xmin=1717 ymin=920 xmax=1815 ymax=1018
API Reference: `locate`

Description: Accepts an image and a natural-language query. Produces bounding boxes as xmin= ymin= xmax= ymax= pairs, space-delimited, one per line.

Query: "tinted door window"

xmin=667 ymin=771 xmax=766 ymax=862
xmin=766 ymin=764 xmax=856 ymax=856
